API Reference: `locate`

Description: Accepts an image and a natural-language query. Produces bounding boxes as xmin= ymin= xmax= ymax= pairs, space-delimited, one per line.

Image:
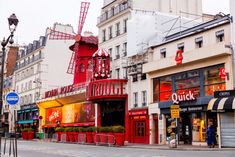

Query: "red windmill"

xmin=49 ymin=2 xmax=98 ymax=84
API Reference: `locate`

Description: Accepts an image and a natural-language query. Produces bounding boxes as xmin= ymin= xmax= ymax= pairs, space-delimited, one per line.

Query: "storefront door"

xmin=134 ymin=121 xmax=146 ymax=143
xmin=179 ymin=113 xmax=192 ymax=144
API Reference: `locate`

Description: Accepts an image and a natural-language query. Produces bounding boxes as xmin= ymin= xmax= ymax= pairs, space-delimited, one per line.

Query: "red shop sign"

xmin=129 ymin=109 xmax=147 ymax=116
xmin=175 ymin=49 xmax=183 ymax=65
xmin=219 ymin=67 xmax=226 ymax=80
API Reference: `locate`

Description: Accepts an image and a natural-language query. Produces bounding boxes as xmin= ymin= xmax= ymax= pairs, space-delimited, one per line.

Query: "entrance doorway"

xmin=100 ymin=100 xmax=125 ymax=126
xmin=179 ymin=113 xmax=192 ymax=144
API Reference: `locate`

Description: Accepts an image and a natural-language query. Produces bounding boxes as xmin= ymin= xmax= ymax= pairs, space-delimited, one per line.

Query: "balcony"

xmin=97 ymin=0 xmax=131 ymax=25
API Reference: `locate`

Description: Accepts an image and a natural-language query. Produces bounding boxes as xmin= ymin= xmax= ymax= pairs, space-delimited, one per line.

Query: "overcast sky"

xmin=0 ymin=0 xmax=230 ymax=45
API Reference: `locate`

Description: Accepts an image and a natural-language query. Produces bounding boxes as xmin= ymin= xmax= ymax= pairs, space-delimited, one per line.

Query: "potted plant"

xmin=86 ymin=127 xmax=96 ymax=144
xmin=113 ymin=125 xmax=125 ymax=146
xmin=73 ymin=127 xmax=79 ymax=142
xmin=55 ymin=127 xmax=64 ymax=141
xmin=64 ymin=127 xmax=71 ymax=142
xmin=78 ymin=127 xmax=86 ymax=143
xmin=107 ymin=127 xmax=115 ymax=145
xmin=21 ymin=128 xmax=34 ymax=140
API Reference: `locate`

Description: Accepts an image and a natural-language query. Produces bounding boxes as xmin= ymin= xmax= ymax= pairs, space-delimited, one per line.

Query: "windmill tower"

xmin=49 ymin=2 xmax=98 ymax=84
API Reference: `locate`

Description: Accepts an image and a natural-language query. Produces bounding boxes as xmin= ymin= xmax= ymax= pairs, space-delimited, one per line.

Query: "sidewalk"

xmin=124 ymin=143 xmax=235 ymax=151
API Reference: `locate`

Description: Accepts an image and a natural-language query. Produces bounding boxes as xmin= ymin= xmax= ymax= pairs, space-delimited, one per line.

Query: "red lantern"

xmin=175 ymin=49 xmax=183 ymax=65
xmin=219 ymin=67 xmax=226 ymax=80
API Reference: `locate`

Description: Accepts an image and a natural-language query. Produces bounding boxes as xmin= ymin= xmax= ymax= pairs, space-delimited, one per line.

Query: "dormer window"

xmin=195 ymin=37 xmax=203 ymax=48
xmin=177 ymin=43 xmax=184 ymax=52
xmin=216 ymin=30 xmax=224 ymax=42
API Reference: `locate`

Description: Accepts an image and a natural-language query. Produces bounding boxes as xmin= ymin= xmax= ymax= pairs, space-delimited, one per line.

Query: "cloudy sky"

xmin=0 ymin=0 xmax=230 ymax=45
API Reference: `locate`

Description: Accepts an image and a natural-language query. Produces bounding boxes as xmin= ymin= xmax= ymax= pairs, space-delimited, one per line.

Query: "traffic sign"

xmin=5 ymin=92 xmax=19 ymax=105
xmin=171 ymin=105 xmax=180 ymax=118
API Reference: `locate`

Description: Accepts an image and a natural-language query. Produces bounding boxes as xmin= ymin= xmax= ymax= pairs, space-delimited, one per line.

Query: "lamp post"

xmin=0 ymin=13 xmax=19 ymax=122
xmin=0 ymin=14 xmax=18 ymax=157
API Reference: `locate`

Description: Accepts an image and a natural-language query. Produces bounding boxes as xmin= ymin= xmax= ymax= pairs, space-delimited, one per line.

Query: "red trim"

xmin=60 ymin=122 xmax=95 ymax=127
xmin=97 ymin=104 xmax=101 ymax=127
xmin=125 ymin=98 xmax=129 ymax=142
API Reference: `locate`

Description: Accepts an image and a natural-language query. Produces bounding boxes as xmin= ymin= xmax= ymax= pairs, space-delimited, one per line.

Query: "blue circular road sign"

xmin=5 ymin=92 xmax=19 ymax=105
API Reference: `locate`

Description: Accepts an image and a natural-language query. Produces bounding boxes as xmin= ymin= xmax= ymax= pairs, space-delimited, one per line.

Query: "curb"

xmin=124 ymin=145 xmax=235 ymax=151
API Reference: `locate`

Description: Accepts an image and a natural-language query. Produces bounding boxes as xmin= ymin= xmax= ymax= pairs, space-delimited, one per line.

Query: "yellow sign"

xmin=171 ymin=105 xmax=180 ymax=118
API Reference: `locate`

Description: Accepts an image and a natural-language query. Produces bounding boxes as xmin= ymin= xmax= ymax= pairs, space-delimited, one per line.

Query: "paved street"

xmin=1 ymin=140 xmax=235 ymax=157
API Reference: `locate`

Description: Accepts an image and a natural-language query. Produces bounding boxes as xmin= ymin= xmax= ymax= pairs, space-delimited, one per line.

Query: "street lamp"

xmin=0 ymin=14 xmax=19 ymax=131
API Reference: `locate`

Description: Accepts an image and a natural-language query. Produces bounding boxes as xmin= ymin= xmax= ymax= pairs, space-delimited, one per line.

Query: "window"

xmin=123 ymin=68 xmax=127 ymax=79
xmin=80 ymin=64 xmax=85 ymax=72
xmin=123 ymin=19 xmax=128 ymax=33
xmin=160 ymin=48 xmax=166 ymax=58
xmin=141 ymin=73 xmax=146 ymax=80
xmin=153 ymin=76 xmax=172 ymax=102
xmin=204 ymin=65 xmax=226 ymax=96
xmin=102 ymin=29 xmax=106 ymax=42
xmin=175 ymin=71 xmax=200 ymax=98
xmin=177 ymin=43 xmax=184 ymax=52
xmin=142 ymin=91 xmax=147 ymax=106
xmin=108 ymin=26 xmax=112 ymax=39
xmin=133 ymin=74 xmax=138 ymax=82
xmin=134 ymin=121 xmax=146 ymax=137
xmin=195 ymin=37 xmax=203 ymax=48
xmin=116 ymin=22 xmax=120 ymax=36
xmin=116 ymin=68 xmax=120 ymax=79
xmin=123 ymin=42 xmax=127 ymax=56
xmin=109 ymin=48 xmax=112 ymax=60
xmin=216 ymin=30 xmax=224 ymax=42
xmin=115 ymin=45 xmax=120 ymax=59
xmin=133 ymin=92 xmax=138 ymax=107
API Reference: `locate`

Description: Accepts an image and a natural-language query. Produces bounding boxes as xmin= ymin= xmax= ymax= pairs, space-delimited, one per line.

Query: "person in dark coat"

xmin=206 ymin=124 xmax=216 ymax=148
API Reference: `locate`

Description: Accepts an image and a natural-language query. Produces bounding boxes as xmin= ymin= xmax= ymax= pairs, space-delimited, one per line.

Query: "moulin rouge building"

xmin=37 ymin=36 xmax=130 ymax=141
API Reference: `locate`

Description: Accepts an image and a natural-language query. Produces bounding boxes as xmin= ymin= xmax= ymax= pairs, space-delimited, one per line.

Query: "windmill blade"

xmin=67 ymin=42 xmax=80 ymax=74
xmin=67 ymin=52 xmax=76 ymax=74
xmin=77 ymin=2 xmax=90 ymax=35
xmin=48 ymin=29 xmax=75 ymax=40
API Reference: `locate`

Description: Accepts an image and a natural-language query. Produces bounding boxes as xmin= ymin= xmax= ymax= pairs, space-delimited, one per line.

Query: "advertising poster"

xmin=45 ymin=107 xmax=62 ymax=124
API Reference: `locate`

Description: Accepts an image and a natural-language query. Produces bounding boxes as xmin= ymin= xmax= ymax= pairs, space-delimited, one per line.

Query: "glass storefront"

xmin=153 ymin=64 xmax=225 ymax=102
xmin=192 ymin=112 xmax=206 ymax=142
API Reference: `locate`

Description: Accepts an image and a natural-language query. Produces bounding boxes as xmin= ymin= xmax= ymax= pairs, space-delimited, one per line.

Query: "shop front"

xmin=129 ymin=108 xmax=149 ymax=144
xmin=86 ymin=79 xmax=129 ymax=140
xmin=17 ymin=103 xmax=39 ymax=136
xmin=37 ymin=83 xmax=95 ymax=135
xmin=152 ymin=64 xmax=226 ymax=145
xmin=208 ymin=90 xmax=235 ymax=147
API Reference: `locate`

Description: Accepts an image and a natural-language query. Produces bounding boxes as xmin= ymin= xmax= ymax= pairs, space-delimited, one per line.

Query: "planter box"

xmin=114 ymin=133 xmax=125 ymax=146
xmin=22 ymin=132 xmax=34 ymax=140
xmin=86 ymin=132 xmax=94 ymax=144
xmin=27 ymin=132 xmax=34 ymax=140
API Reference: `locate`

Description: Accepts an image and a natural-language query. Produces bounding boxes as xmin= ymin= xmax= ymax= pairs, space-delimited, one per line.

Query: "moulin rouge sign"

xmin=45 ymin=84 xmax=74 ymax=98
xmin=171 ymin=91 xmax=196 ymax=104
xmin=86 ymin=80 xmax=127 ymax=100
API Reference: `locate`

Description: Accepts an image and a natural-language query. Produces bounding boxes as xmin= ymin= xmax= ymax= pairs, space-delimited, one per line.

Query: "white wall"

xmin=41 ymin=24 xmax=74 ymax=95
xmin=231 ymin=0 xmax=235 ymax=47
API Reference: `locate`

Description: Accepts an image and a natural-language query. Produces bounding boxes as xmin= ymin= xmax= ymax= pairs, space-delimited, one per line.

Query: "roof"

xmin=69 ymin=35 xmax=98 ymax=51
xmin=92 ymin=48 xmax=110 ymax=57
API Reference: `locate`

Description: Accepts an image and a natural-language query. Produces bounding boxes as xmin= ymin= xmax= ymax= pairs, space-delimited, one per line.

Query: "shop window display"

xmin=192 ymin=113 xmax=206 ymax=142
xmin=204 ymin=66 xmax=225 ymax=96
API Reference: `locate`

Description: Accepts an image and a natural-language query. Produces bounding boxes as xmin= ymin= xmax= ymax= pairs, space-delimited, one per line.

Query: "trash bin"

xmin=38 ymin=132 xmax=44 ymax=139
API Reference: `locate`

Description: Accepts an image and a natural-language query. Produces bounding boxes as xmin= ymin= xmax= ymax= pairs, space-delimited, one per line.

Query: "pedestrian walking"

xmin=206 ymin=124 xmax=216 ymax=148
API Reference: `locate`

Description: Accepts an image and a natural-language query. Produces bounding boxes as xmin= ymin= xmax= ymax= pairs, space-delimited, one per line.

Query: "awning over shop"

xmin=17 ymin=120 xmax=34 ymax=124
xmin=208 ymin=97 xmax=235 ymax=110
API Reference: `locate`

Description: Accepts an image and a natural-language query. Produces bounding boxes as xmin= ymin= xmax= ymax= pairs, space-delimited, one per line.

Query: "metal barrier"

xmin=1 ymin=137 xmax=17 ymax=157
xmin=77 ymin=133 xmax=86 ymax=144
xmin=95 ymin=134 xmax=115 ymax=146
xmin=60 ymin=133 xmax=67 ymax=143
xmin=51 ymin=134 xmax=58 ymax=142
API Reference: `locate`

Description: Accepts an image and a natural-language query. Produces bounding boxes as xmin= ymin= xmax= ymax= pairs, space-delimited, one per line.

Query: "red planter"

xmin=107 ymin=133 xmax=115 ymax=145
xmin=74 ymin=132 xmax=78 ymax=142
xmin=22 ymin=132 xmax=28 ymax=140
xmin=114 ymin=133 xmax=125 ymax=146
xmin=86 ymin=132 xmax=94 ymax=144
xmin=56 ymin=132 xmax=61 ymax=141
xmin=68 ymin=132 xmax=75 ymax=142
xmin=93 ymin=132 xmax=99 ymax=143
xmin=27 ymin=132 xmax=34 ymax=140
xmin=99 ymin=134 xmax=107 ymax=144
